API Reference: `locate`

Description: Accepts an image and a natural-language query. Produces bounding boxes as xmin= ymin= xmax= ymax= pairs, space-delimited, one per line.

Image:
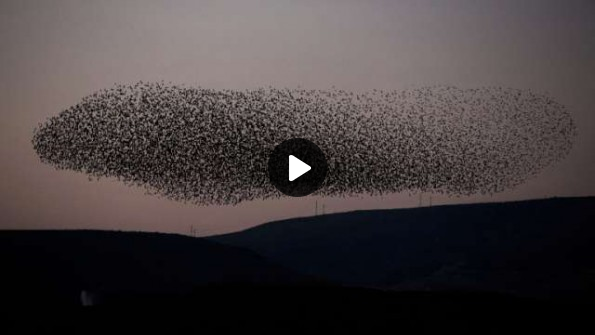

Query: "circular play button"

xmin=268 ymin=138 xmax=328 ymax=197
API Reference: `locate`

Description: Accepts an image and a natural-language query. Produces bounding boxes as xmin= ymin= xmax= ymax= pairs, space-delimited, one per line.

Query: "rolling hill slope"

xmin=0 ymin=230 xmax=310 ymax=306
xmin=212 ymin=197 xmax=595 ymax=296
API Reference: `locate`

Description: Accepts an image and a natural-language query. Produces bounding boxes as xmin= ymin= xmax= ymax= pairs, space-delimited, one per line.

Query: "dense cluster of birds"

xmin=33 ymin=82 xmax=576 ymax=205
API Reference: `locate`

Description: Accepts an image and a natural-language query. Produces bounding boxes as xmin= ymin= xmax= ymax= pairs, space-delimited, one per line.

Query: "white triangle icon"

xmin=289 ymin=155 xmax=311 ymax=181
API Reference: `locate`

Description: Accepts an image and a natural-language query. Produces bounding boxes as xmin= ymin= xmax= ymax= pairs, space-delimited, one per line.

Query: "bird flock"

xmin=33 ymin=82 xmax=576 ymax=205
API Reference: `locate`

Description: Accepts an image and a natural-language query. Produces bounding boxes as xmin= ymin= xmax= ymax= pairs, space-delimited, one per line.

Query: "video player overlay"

xmin=33 ymin=83 xmax=576 ymax=205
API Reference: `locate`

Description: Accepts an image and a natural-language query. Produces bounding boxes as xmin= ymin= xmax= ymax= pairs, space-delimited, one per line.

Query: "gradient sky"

xmin=1 ymin=0 xmax=594 ymax=235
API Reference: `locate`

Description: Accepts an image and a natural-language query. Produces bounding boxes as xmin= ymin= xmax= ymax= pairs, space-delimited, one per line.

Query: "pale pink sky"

xmin=1 ymin=0 xmax=594 ymax=235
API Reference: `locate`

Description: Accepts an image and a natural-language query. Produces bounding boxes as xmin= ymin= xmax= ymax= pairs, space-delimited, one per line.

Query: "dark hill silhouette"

xmin=212 ymin=197 xmax=595 ymax=297
xmin=2 ymin=200 xmax=595 ymax=333
xmin=0 ymin=230 xmax=312 ymax=306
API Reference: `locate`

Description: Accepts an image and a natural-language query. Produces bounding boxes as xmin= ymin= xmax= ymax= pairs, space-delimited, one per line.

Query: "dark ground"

xmin=5 ymin=286 xmax=593 ymax=334
xmin=2 ymin=197 xmax=595 ymax=333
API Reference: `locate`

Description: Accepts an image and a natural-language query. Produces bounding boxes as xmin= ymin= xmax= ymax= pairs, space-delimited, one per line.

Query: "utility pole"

xmin=190 ymin=225 xmax=199 ymax=237
xmin=315 ymin=200 xmax=318 ymax=215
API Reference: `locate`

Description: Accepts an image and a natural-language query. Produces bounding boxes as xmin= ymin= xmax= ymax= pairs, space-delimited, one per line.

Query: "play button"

xmin=268 ymin=138 xmax=328 ymax=197
xmin=289 ymin=155 xmax=311 ymax=181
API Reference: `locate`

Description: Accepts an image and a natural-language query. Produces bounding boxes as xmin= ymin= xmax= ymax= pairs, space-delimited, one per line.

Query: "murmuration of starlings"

xmin=33 ymin=83 xmax=576 ymax=205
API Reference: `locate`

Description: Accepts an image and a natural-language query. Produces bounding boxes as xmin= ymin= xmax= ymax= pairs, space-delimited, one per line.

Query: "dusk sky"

xmin=1 ymin=0 xmax=594 ymax=235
